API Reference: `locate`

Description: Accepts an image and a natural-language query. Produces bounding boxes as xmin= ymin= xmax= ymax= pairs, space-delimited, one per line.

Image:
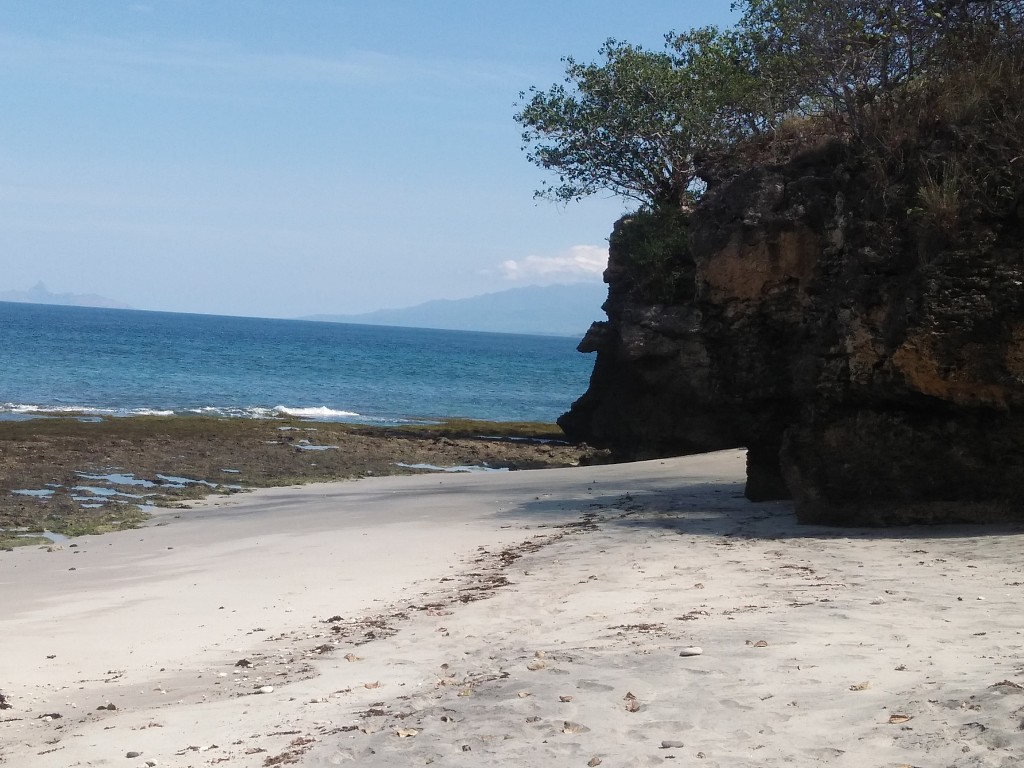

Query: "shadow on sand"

xmin=498 ymin=477 xmax=1024 ymax=543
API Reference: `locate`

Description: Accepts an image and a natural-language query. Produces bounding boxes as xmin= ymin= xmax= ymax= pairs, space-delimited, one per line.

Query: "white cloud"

xmin=500 ymin=244 xmax=607 ymax=282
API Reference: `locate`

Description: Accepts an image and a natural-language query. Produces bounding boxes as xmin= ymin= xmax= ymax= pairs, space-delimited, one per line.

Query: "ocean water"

xmin=0 ymin=302 xmax=596 ymax=425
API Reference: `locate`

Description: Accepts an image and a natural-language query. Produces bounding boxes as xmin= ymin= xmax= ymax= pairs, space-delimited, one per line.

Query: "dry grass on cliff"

xmin=719 ymin=41 xmax=1024 ymax=243
xmin=860 ymin=46 xmax=1024 ymax=240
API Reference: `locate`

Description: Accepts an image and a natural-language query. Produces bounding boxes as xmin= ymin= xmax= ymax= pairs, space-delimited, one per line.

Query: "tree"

xmin=515 ymin=41 xmax=695 ymax=208
xmin=514 ymin=31 xmax=773 ymax=211
xmin=515 ymin=0 xmax=1023 ymax=209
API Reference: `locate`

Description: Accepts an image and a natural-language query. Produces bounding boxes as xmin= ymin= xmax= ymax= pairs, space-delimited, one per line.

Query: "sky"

xmin=0 ymin=1 xmax=737 ymax=318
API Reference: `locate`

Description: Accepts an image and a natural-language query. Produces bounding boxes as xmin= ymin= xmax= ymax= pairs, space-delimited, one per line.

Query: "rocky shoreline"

xmin=0 ymin=415 xmax=604 ymax=545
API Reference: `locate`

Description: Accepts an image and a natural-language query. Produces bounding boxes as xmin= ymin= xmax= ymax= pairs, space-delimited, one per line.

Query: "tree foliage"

xmin=737 ymin=0 xmax=1024 ymax=133
xmin=515 ymin=41 xmax=689 ymax=207
xmin=514 ymin=0 xmax=1023 ymax=210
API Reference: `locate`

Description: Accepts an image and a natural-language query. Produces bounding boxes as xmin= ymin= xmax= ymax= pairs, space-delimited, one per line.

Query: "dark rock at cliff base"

xmin=562 ymin=135 xmax=1024 ymax=525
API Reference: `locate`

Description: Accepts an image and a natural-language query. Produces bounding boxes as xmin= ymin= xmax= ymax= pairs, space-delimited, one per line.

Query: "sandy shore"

xmin=2 ymin=449 xmax=1022 ymax=767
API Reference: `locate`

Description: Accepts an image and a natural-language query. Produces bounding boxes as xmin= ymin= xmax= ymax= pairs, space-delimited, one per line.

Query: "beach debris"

xmin=611 ymin=623 xmax=664 ymax=633
xmin=256 ymin=686 xmax=274 ymax=694
xmin=235 ymin=658 xmax=252 ymax=668
xmin=461 ymin=745 xmax=472 ymax=752
xmin=559 ymin=695 xmax=574 ymax=703
xmin=96 ymin=703 xmax=117 ymax=711
xmin=174 ymin=745 xmax=218 ymax=755
xmin=588 ymin=757 xmax=603 ymax=766
xmin=989 ymin=680 xmax=1024 ymax=691
xmin=678 ymin=646 xmax=703 ymax=657
xmin=849 ymin=681 xmax=871 ymax=691
xmin=526 ymin=716 xmax=542 ymax=723
xmin=660 ymin=740 xmax=685 ymax=749
xmin=125 ymin=752 xmax=142 ymax=759
xmin=343 ymin=653 xmax=360 ymax=662
xmin=888 ymin=713 xmax=913 ymax=724
xmin=517 ymin=691 xmax=531 ymax=698
xmin=0 ymin=693 xmax=10 ymax=710
xmin=364 ymin=681 xmax=381 ymax=689
xmin=751 ymin=640 xmax=769 ymax=648
xmin=396 ymin=728 xmax=419 ymax=738
xmin=38 ymin=713 xmax=62 ymax=721
xmin=562 ymin=721 xmax=589 ymax=734
xmin=624 ymin=692 xmax=641 ymax=713
xmin=527 ymin=659 xmax=546 ymax=671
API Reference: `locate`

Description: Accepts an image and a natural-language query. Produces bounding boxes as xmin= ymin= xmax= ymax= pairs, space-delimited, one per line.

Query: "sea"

xmin=0 ymin=302 xmax=596 ymax=425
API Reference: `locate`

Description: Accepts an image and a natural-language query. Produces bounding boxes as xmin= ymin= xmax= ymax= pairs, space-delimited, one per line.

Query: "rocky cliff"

xmin=561 ymin=131 xmax=1024 ymax=525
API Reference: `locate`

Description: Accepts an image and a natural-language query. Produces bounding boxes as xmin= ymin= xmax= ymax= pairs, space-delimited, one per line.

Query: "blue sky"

xmin=0 ymin=1 xmax=737 ymax=317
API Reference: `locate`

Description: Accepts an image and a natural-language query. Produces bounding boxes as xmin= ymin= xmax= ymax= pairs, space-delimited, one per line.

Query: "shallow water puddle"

xmin=9 ymin=466 xmax=241 ymax=524
xmin=155 ymin=474 xmax=218 ymax=488
xmin=2 ymin=528 xmax=70 ymax=543
xmin=72 ymin=485 xmax=146 ymax=499
xmin=76 ymin=471 xmax=157 ymax=487
xmin=394 ymin=462 xmax=509 ymax=473
xmin=12 ymin=488 xmax=56 ymax=498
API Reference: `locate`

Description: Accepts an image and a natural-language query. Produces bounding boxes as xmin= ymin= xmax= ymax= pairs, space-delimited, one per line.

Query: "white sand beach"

xmin=2 ymin=449 xmax=1022 ymax=767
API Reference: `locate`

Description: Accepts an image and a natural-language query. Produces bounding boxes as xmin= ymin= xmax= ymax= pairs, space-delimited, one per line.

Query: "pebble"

xmin=257 ymin=686 xmax=274 ymax=694
xmin=126 ymin=752 xmax=142 ymax=759
xmin=660 ymin=740 xmax=685 ymax=749
xmin=678 ymin=647 xmax=703 ymax=657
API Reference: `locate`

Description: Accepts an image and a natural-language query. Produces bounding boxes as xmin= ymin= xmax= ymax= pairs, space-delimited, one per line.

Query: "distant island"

xmin=303 ymin=283 xmax=607 ymax=337
xmin=0 ymin=281 xmax=132 ymax=310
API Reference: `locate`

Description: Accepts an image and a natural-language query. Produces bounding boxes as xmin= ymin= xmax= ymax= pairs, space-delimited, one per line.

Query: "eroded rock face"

xmin=561 ymin=141 xmax=1024 ymax=525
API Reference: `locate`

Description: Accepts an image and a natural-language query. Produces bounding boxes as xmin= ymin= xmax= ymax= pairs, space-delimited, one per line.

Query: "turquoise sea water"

xmin=0 ymin=302 xmax=595 ymax=424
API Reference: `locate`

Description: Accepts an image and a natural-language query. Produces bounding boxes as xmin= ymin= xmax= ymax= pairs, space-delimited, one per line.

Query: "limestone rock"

xmin=561 ymin=137 xmax=1024 ymax=525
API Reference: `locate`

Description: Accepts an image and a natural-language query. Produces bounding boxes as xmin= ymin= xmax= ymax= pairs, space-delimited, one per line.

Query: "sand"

xmin=2 ymin=449 xmax=1022 ymax=767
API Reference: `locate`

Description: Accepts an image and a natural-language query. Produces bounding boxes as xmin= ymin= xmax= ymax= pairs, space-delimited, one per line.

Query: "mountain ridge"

xmin=0 ymin=281 xmax=132 ymax=310
xmin=302 ymin=283 xmax=606 ymax=337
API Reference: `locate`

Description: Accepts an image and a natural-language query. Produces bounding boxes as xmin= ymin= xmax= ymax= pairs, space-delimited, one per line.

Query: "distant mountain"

xmin=0 ymin=281 xmax=132 ymax=310
xmin=304 ymin=283 xmax=608 ymax=337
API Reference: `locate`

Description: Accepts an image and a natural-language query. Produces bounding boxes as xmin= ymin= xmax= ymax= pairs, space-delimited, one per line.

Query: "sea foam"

xmin=0 ymin=403 xmax=174 ymax=418
xmin=272 ymin=405 xmax=362 ymax=420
